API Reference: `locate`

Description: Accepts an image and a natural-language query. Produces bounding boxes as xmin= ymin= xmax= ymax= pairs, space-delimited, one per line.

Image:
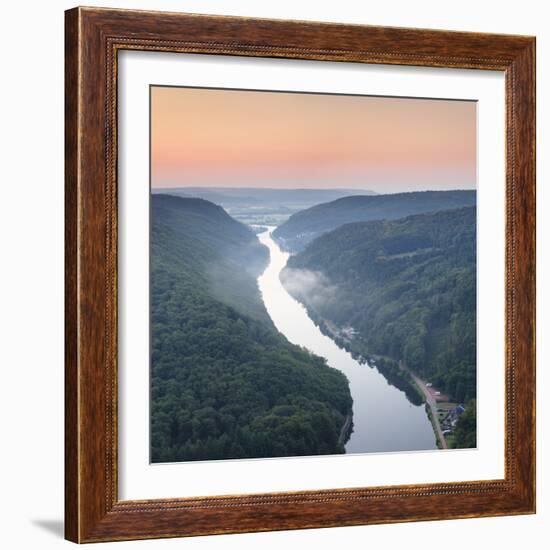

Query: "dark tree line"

xmin=451 ymin=400 xmax=477 ymax=449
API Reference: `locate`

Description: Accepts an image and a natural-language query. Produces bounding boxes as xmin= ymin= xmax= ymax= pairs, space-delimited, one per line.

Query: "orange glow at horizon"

xmin=151 ymin=86 xmax=476 ymax=192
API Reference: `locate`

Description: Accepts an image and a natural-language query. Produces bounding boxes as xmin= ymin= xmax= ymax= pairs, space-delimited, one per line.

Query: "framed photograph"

xmin=65 ymin=7 xmax=536 ymax=543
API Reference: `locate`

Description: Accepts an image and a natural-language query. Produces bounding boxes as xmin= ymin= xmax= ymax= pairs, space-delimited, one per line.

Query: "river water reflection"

xmin=257 ymin=229 xmax=437 ymax=453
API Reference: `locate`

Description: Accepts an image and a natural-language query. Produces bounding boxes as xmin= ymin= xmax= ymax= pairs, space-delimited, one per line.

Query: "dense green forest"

xmin=451 ymin=400 xmax=477 ymax=448
xmin=273 ymin=190 xmax=476 ymax=251
xmin=282 ymin=206 xmax=477 ymax=406
xmin=151 ymin=194 xmax=352 ymax=462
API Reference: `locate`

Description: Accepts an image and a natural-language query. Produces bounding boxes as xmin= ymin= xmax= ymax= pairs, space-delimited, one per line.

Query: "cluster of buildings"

xmin=439 ymin=404 xmax=466 ymax=437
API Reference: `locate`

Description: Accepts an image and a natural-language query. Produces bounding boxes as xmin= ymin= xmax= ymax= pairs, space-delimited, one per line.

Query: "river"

xmin=257 ymin=228 xmax=437 ymax=454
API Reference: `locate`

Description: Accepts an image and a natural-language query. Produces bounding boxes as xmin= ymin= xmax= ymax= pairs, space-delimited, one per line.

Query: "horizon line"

xmin=151 ymin=186 xmax=476 ymax=192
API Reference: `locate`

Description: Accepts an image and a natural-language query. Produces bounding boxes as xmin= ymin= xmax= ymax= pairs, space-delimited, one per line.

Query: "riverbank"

xmin=283 ymin=302 xmax=445 ymax=449
xmin=259 ymin=229 xmax=437 ymax=453
xmin=402 ymin=365 xmax=448 ymax=450
xmin=338 ymin=411 xmax=353 ymax=447
xmin=288 ymin=303 xmax=427 ymax=407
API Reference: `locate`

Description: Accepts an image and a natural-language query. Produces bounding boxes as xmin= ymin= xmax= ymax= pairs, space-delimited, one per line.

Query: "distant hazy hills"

xmin=153 ymin=186 xmax=376 ymax=212
xmin=273 ymin=190 xmax=476 ymax=252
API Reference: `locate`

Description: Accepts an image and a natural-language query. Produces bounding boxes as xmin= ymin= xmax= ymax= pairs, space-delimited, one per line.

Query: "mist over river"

xmin=257 ymin=228 xmax=437 ymax=454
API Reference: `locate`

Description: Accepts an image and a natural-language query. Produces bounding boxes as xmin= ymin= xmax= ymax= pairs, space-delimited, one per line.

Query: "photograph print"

xmin=150 ymin=85 xmax=477 ymax=464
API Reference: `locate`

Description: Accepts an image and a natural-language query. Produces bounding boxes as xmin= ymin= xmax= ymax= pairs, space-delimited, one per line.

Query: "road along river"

xmin=257 ymin=228 xmax=437 ymax=454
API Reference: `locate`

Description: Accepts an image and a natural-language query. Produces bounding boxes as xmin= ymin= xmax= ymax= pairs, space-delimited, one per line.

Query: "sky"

xmin=151 ymin=86 xmax=476 ymax=193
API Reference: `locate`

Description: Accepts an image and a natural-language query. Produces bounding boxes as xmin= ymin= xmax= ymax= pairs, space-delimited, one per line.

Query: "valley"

xmin=150 ymin=189 xmax=477 ymax=461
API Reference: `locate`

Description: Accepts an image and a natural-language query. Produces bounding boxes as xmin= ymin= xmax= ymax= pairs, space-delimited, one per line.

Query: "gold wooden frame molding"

xmin=65 ymin=6 xmax=536 ymax=543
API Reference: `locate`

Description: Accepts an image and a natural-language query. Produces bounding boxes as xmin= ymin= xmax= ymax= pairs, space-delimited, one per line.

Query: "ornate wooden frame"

xmin=65 ymin=6 xmax=536 ymax=543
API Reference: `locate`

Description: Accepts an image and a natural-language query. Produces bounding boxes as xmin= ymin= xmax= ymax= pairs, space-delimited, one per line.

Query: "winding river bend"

xmin=257 ymin=228 xmax=436 ymax=454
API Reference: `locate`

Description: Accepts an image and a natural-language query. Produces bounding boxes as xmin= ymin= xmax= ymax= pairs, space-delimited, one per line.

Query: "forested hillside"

xmin=282 ymin=207 xmax=476 ymax=404
xmin=151 ymin=194 xmax=352 ymax=462
xmin=273 ymin=190 xmax=476 ymax=252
